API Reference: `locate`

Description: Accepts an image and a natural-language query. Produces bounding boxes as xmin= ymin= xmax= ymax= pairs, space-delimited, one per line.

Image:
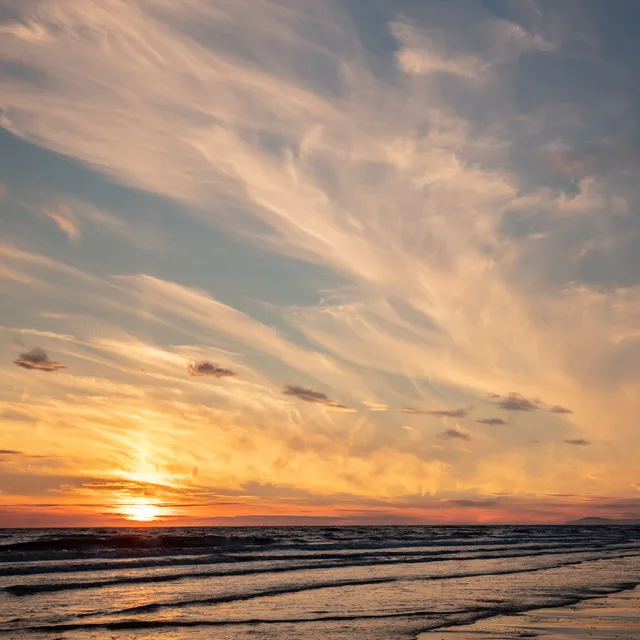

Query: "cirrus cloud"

xmin=42 ymin=204 xmax=80 ymax=241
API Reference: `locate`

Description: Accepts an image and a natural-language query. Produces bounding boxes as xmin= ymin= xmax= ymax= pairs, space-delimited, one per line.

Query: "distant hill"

xmin=566 ymin=517 xmax=640 ymax=526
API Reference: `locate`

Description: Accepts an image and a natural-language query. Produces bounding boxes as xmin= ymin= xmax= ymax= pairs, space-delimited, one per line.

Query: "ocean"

xmin=0 ymin=526 xmax=639 ymax=639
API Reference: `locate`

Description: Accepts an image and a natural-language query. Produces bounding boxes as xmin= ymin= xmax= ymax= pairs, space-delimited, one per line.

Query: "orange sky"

xmin=1 ymin=0 xmax=640 ymax=527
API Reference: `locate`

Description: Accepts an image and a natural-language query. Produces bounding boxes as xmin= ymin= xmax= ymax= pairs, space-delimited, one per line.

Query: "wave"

xmin=4 ymin=581 xmax=637 ymax=635
xmin=6 ymin=546 xmax=639 ymax=596
xmin=94 ymin=557 xmax=634 ymax=616
xmin=0 ymin=533 xmax=275 ymax=554
xmin=2 ymin=526 xmax=636 ymax=560
xmin=11 ymin=553 xmax=622 ymax=623
xmin=4 ymin=539 xmax=636 ymax=577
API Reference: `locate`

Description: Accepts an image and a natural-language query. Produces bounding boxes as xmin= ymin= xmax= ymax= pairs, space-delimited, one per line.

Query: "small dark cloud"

xmin=493 ymin=392 xmax=539 ymax=412
xmin=402 ymin=407 xmax=469 ymax=418
xmin=439 ymin=428 xmax=470 ymax=441
xmin=285 ymin=386 xmax=332 ymax=403
xmin=477 ymin=417 xmax=508 ymax=426
xmin=565 ymin=438 xmax=591 ymax=446
xmin=550 ymin=405 xmax=573 ymax=414
xmin=447 ymin=499 xmax=497 ymax=507
xmin=282 ymin=385 xmax=353 ymax=411
xmin=429 ymin=408 xmax=469 ymax=418
xmin=0 ymin=449 xmax=22 ymax=455
xmin=188 ymin=360 xmax=236 ymax=379
xmin=13 ymin=348 xmax=66 ymax=372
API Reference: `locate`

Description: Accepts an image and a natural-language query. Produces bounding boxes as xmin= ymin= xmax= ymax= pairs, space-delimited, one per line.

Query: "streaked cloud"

xmin=477 ymin=418 xmax=508 ymax=426
xmin=0 ymin=449 xmax=56 ymax=460
xmin=363 ymin=400 xmax=388 ymax=412
xmin=447 ymin=499 xmax=497 ymax=508
xmin=0 ymin=409 xmax=34 ymax=422
xmin=565 ymin=439 xmax=592 ymax=446
xmin=42 ymin=204 xmax=80 ymax=241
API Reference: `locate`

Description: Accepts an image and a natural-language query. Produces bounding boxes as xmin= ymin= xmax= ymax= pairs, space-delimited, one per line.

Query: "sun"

xmin=121 ymin=502 xmax=161 ymax=522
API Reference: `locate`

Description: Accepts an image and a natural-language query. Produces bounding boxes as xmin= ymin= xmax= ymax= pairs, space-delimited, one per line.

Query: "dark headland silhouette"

xmin=566 ymin=517 xmax=640 ymax=526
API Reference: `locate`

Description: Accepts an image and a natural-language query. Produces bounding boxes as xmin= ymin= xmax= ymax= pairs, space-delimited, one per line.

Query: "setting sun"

xmin=121 ymin=502 xmax=161 ymax=522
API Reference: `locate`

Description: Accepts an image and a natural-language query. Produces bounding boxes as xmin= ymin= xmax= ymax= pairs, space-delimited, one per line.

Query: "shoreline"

xmin=420 ymin=585 xmax=640 ymax=639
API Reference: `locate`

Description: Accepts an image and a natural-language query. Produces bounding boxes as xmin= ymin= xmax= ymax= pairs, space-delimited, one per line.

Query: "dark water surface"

xmin=1 ymin=526 xmax=639 ymax=639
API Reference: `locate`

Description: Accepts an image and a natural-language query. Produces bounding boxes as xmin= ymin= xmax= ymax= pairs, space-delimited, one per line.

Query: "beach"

xmin=0 ymin=526 xmax=638 ymax=638
xmin=422 ymin=586 xmax=640 ymax=639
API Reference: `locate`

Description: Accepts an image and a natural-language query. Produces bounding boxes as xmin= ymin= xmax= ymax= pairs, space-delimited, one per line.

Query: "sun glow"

xmin=121 ymin=502 xmax=161 ymax=522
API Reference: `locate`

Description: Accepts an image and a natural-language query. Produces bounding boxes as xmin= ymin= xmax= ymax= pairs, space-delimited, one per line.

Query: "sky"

xmin=1 ymin=0 xmax=640 ymax=527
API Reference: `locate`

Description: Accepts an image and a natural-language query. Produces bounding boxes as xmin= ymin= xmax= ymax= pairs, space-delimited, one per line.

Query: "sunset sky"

xmin=1 ymin=0 xmax=640 ymax=527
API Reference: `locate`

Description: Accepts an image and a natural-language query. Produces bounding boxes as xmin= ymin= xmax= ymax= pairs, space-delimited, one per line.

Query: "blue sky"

xmin=0 ymin=0 xmax=639 ymax=525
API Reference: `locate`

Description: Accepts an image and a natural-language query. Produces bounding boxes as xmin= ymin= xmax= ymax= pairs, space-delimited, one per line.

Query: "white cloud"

xmin=42 ymin=204 xmax=80 ymax=241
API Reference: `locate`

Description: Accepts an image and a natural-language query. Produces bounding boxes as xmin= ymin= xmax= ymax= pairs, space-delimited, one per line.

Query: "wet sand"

xmin=421 ymin=586 xmax=640 ymax=639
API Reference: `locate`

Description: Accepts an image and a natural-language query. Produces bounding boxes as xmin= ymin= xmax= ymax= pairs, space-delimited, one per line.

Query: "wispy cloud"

xmin=0 ymin=409 xmax=34 ymax=422
xmin=0 ymin=449 xmax=56 ymax=460
xmin=565 ymin=439 xmax=591 ymax=446
xmin=362 ymin=400 xmax=388 ymax=412
xmin=477 ymin=418 xmax=508 ymax=426
xmin=447 ymin=499 xmax=497 ymax=507
xmin=42 ymin=204 xmax=80 ymax=241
